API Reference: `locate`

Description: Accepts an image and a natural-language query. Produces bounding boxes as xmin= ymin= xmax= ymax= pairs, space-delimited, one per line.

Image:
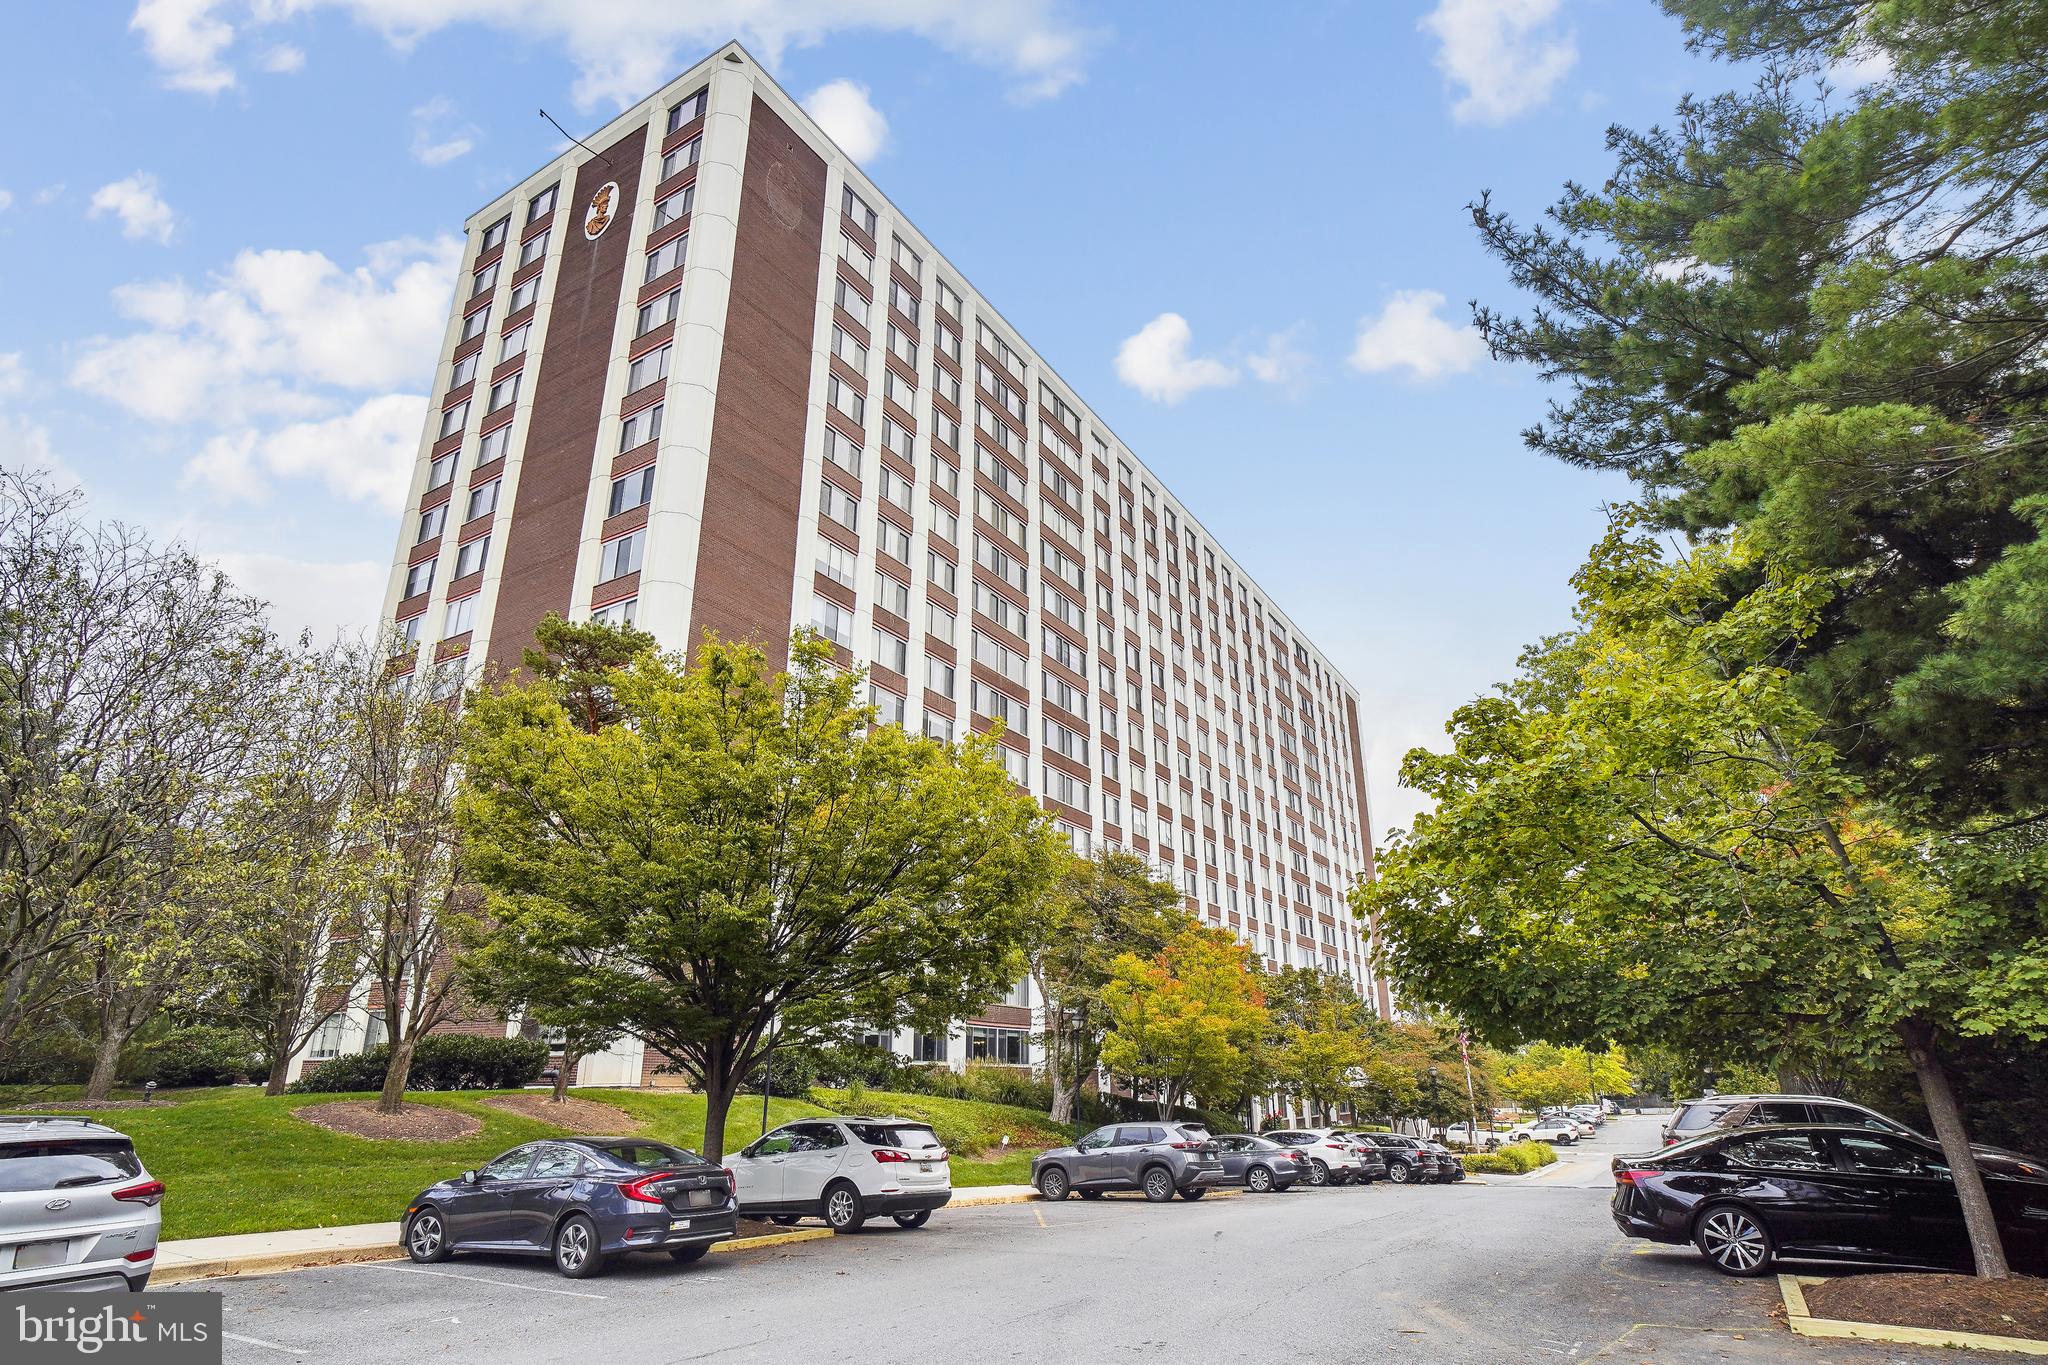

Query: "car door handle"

xmin=551 ymin=1181 xmax=572 ymax=1191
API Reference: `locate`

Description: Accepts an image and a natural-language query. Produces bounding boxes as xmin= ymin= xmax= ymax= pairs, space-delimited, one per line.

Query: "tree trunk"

xmin=553 ymin=1048 xmax=578 ymax=1103
xmin=701 ymin=1079 xmax=736 ymax=1164
xmin=1049 ymin=1062 xmax=1078 ymax=1124
xmin=265 ymin=1052 xmax=292 ymax=1097
xmin=1897 ymin=1016 xmax=2008 ymax=1279
xmin=377 ymin=1034 xmax=418 ymax=1115
xmin=83 ymin=1030 xmax=127 ymax=1101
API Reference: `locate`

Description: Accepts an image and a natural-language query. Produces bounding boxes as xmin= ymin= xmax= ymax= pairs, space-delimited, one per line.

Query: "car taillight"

xmin=1613 ymin=1169 xmax=1646 ymax=1185
xmin=124 ymin=1249 xmax=155 ymax=1262
xmin=617 ymin=1174 xmax=668 ymax=1204
xmin=1168 ymin=1141 xmax=1204 ymax=1150
xmin=724 ymin=1167 xmax=737 ymax=1198
xmin=871 ymin=1148 xmax=915 ymax=1163
xmin=112 ymin=1180 xmax=164 ymax=1206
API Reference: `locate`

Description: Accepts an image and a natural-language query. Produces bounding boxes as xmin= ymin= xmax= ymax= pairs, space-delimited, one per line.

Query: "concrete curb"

xmin=1778 ymin=1274 xmax=2048 ymax=1355
xmin=155 ymin=1244 xmax=401 ymax=1287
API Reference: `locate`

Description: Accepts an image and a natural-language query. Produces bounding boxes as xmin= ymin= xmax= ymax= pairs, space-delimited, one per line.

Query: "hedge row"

xmin=287 ymin=1036 xmax=549 ymax=1093
xmin=1461 ymin=1140 xmax=1561 ymax=1175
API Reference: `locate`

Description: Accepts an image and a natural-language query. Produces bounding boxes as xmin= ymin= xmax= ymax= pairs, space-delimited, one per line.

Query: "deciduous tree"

xmin=1101 ymin=924 xmax=1267 ymax=1118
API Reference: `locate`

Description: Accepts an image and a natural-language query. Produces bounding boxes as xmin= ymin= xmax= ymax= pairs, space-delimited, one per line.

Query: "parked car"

xmin=1358 ymin=1133 xmax=1441 ymax=1184
xmin=729 ymin=1117 xmax=950 ymax=1232
xmin=1209 ymin=1134 xmax=1304 ymax=1193
xmin=0 ymin=1116 xmax=163 ymax=1293
xmin=1568 ymin=1105 xmax=1607 ymax=1127
xmin=1033 ymin=1121 xmax=1223 ymax=1202
xmin=1509 ymin=1117 xmax=1578 ymax=1144
xmin=403 ymin=1137 xmax=735 ymax=1279
xmin=1662 ymin=1093 xmax=1921 ymax=1147
xmin=1330 ymin=1133 xmax=1390 ymax=1183
xmin=1612 ymin=1124 xmax=2048 ymax=1277
xmin=1263 ymin=1129 xmax=1373 ymax=1186
xmin=1423 ymin=1141 xmax=1466 ymax=1183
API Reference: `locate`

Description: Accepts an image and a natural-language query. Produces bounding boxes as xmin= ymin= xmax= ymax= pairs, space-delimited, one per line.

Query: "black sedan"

xmin=403 ymin=1138 xmax=737 ymax=1278
xmin=1612 ymin=1124 xmax=2048 ymax=1277
xmin=1424 ymin=1141 xmax=1466 ymax=1183
xmin=1210 ymin=1134 xmax=1306 ymax=1192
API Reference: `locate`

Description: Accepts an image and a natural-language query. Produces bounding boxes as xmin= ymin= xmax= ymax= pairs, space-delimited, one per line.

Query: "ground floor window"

xmin=964 ymin=1026 xmax=1029 ymax=1065
xmin=912 ymin=1032 xmax=949 ymax=1062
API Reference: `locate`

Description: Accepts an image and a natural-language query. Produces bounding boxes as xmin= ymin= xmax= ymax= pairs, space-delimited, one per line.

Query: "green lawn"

xmin=0 ymin=1085 xmax=1072 ymax=1240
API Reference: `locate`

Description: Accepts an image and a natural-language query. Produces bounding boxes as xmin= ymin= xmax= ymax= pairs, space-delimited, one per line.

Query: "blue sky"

xmin=0 ymin=1 xmax=1731 ymax=838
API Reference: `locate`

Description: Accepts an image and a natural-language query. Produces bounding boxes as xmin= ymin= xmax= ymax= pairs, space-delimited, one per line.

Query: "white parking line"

xmin=350 ymin=1262 xmax=607 ymax=1300
xmin=222 ymin=1331 xmax=307 ymax=1355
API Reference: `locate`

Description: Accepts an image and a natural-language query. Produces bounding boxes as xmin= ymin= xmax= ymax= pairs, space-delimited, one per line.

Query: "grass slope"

xmin=0 ymin=1085 xmax=1076 ymax=1239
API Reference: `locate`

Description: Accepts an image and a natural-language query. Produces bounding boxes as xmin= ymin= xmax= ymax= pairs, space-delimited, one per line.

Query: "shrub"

xmin=123 ymin=1027 xmax=262 ymax=1088
xmin=289 ymin=1035 xmax=548 ymax=1094
xmin=1462 ymin=1140 xmax=1560 ymax=1174
xmin=0 ymin=1034 xmax=93 ymax=1085
xmin=742 ymin=1046 xmax=819 ymax=1098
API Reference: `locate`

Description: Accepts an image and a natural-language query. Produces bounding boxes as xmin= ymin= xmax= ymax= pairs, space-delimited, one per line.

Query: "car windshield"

xmin=0 ymin=1139 xmax=141 ymax=1192
xmin=1672 ymin=1103 xmax=1733 ymax=1132
xmin=588 ymin=1141 xmax=700 ymax=1170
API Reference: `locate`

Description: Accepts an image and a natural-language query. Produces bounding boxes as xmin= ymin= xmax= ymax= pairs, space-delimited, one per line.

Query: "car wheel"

xmin=1307 ymin=1158 xmax=1330 ymax=1187
xmin=1036 ymin=1166 xmax=1071 ymax=1201
xmin=668 ymin=1244 xmax=709 ymax=1264
xmin=1177 ymin=1186 xmax=1206 ymax=1201
xmin=769 ymin=1214 xmax=800 ymax=1226
xmin=1388 ymin=1161 xmax=1412 ymax=1184
xmin=892 ymin=1210 xmax=931 ymax=1229
xmin=1077 ymin=1188 xmax=1102 ymax=1200
xmin=1141 ymin=1166 xmax=1175 ymax=1202
xmin=822 ymin=1181 xmax=866 ymax=1233
xmin=552 ymin=1214 xmax=606 ymax=1279
xmin=1695 ymin=1205 xmax=1774 ymax=1277
xmin=406 ymin=1209 xmax=452 ymax=1264
xmin=1246 ymin=1165 xmax=1275 ymax=1194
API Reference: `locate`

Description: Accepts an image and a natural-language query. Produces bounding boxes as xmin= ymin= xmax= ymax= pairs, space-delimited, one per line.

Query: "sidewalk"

xmin=151 ymin=1184 xmax=1050 ymax=1286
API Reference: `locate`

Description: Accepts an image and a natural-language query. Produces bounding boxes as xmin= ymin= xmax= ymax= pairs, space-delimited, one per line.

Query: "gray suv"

xmin=1033 ymin=1122 xmax=1224 ymax=1202
xmin=0 ymin=1116 xmax=163 ymax=1292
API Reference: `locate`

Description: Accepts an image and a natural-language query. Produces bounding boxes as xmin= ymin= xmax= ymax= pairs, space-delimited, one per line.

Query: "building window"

xmin=839 ymin=232 xmax=872 ymax=279
xmin=842 ymin=185 xmax=877 ymax=237
xmin=599 ymin=529 xmax=644 ymax=581
xmin=937 ymin=279 xmax=963 ymax=317
xmin=812 ymin=596 xmax=855 ymax=648
xmin=819 ymin=479 xmax=859 ymax=533
xmin=620 ymin=401 xmax=664 ymax=452
xmin=879 ymin=518 xmax=911 ymax=564
xmin=1043 ymin=766 xmax=1091 ymax=812
xmin=454 ymin=535 xmax=491 ymax=578
xmin=875 ymin=572 xmax=909 ymax=618
xmin=487 ymin=373 xmax=520 ymax=412
xmin=609 ymin=464 xmax=656 ymax=517
xmin=517 ymin=229 xmax=550 ymax=269
xmin=509 ymin=274 xmax=539 ymax=313
xmin=827 ymin=376 xmax=865 ymax=427
xmin=404 ymin=560 xmax=435 ymax=598
xmin=926 ymin=656 xmax=955 ymax=699
xmin=973 ymin=680 xmax=1025 ymax=731
xmin=924 ymin=712 xmax=954 ymax=743
xmin=651 ymin=184 xmax=694 ymax=230
xmin=964 ymin=1026 xmax=1028 ymax=1065
xmin=627 ymin=344 xmax=672 ymax=393
xmin=481 ymin=217 xmax=509 ymax=251
xmin=427 ymin=451 xmax=458 ymax=490
xmin=666 ymin=88 xmax=707 ymax=133
xmin=928 ymin=603 xmax=955 ymax=644
xmin=528 ymin=183 xmax=558 ymax=222
xmin=823 ymin=425 xmax=862 ymax=477
xmin=816 ymin=540 xmax=856 ymax=589
xmin=835 ymin=277 xmax=869 ymax=328
xmin=461 ymin=307 xmax=489 ymax=342
xmin=499 ymin=323 xmax=530 ymax=361
xmin=416 ymin=504 xmax=447 ymax=543
xmin=471 ymin=260 xmax=499 ymax=297
xmin=306 ymin=1014 xmax=348 ymax=1062
xmin=592 ymin=597 xmax=637 ymax=627
xmin=872 ymin=627 xmax=908 ymax=674
xmin=438 ymin=401 xmax=469 ymax=439
xmin=645 ymin=232 xmax=687 ymax=282
xmin=832 ymin=324 xmax=869 ymax=371
xmin=888 ymin=324 xmax=918 ymax=368
xmin=636 ymin=288 xmax=681 ymax=337
xmin=927 ymin=551 xmax=957 ymax=594
xmin=444 ymin=594 xmax=478 ymax=638
xmin=870 ymin=684 xmax=905 ymax=727
xmin=885 ymin=370 xmax=916 ymax=415
xmin=889 ymin=279 xmax=918 ymax=323
xmin=911 ymin=1032 xmax=947 ymax=1063
xmin=450 ymin=352 xmax=478 ymax=389
xmin=660 ymin=135 xmax=701 ymax=181
xmin=892 ymin=235 xmax=922 ymax=277
xmin=465 ymin=478 xmax=500 ymax=522
xmin=479 ymin=424 xmax=512 ymax=465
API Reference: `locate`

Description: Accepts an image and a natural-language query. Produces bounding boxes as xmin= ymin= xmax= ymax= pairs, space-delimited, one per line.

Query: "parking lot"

xmin=191 ymin=1115 xmax=1959 ymax=1364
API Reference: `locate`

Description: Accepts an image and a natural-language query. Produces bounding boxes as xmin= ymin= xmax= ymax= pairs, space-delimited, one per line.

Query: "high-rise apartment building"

xmin=378 ymin=41 xmax=1388 ymax=1063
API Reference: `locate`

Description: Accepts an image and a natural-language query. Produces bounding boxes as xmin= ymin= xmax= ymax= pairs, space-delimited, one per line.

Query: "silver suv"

xmin=0 ymin=1116 xmax=163 ymax=1292
xmin=1032 ymin=1122 xmax=1224 ymax=1202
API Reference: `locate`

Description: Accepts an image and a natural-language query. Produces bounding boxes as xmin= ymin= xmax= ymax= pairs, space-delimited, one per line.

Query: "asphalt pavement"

xmin=193 ymin=1114 xmax=1959 ymax=1364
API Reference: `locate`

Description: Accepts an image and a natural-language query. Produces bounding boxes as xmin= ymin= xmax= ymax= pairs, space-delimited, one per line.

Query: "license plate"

xmin=918 ymin=1163 xmax=932 ymax=1172
xmin=668 ymin=1219 xmax=691 ymax=1231
xmin=15 ymin=1240 xmax=68 ymax=1269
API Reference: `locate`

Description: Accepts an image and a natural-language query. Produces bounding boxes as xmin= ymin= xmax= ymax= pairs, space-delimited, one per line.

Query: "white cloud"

xmin=88 ymin=173 xmax=178 ymax=244
xmin=1420 ymin=0 xmax=1576 ymax=125
xmin=203 ymin=550 xmax=385 ymax=640
xmin=1829 ymin=46 xmax=1894 ymax=88
xmin=0 ymin=189 xmax=12 ymax=214
xmin=0 ymin=414 xmax=82 ymax=493
xmin=1246 ymin=326 xmax=1312 ymax=392
xmin=0 ymin=353 xmax=25 ymax=397
xmin=1347 ymin=290 xmax=1486 ymax=382
xmin=32 ymin=185 xmax=64 ymax=206
xmin=185 ymin=393 xmax=425 ymax=512
xmin=410 ymin=95 xmax=478 ymax=167
xmin=1114 ymin=313 xmax=1240 ymax=405
xmin=127 ymin=1 xmax=1099 ymax=110
xmin=130 ymin=0 xmax=237 ymax=94
xmin=260 ymin=43 xmax=306 ymax=73
xmin=802 ymin=79 xmax=888 ymax=163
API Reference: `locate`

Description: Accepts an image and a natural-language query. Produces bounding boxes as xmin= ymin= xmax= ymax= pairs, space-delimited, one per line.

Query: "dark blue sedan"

xmin=403 ymin=1137 xmax=737 ymax=1278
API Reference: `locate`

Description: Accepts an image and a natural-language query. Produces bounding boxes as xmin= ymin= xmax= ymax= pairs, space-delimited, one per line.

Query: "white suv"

xmin=0 ymin=1116 xmax=164 ymax=1292
xmin=1508 ymin=1117 xmax=1578 ymax=1144
xmin=728 ymin=1116 xmax=950 ymax=1232
xmin=1263 ymin=1129 xmax=1371 ymax=1186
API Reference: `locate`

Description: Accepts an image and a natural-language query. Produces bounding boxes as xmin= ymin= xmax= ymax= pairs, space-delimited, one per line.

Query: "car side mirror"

xmin=461 ymin=1170 xmax=478 ymax=1185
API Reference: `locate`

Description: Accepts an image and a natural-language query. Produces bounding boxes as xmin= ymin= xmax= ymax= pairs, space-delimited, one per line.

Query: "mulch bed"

xmin=480 ymin=1093 xmax=641 ymax=1132
xmin=1804 ymin=1271 xmax=2048 ymax=1340
xmin=294 ymin=1101 xmax=482 ymax=1142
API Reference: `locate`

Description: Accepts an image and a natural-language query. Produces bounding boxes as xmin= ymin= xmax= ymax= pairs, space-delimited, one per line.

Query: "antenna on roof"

xmin=540 ymin=108 xmax=612 ymax=170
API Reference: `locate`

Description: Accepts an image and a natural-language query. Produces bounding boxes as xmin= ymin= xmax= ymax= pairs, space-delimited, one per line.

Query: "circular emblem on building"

xmin=583 ymin=181 xmax=621 ymax=240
